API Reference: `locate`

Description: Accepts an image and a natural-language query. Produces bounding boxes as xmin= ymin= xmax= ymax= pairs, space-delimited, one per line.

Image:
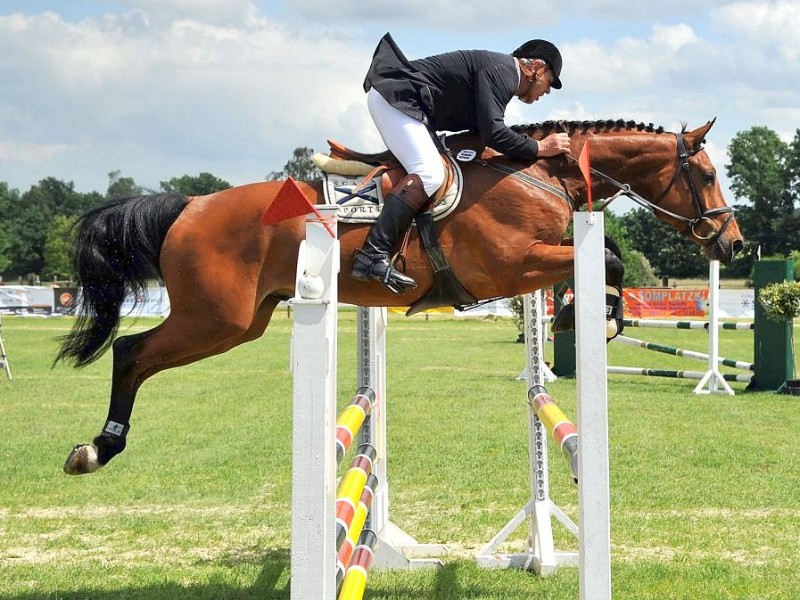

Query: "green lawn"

xmin=1 ymin=312 xmax=798 ymax=599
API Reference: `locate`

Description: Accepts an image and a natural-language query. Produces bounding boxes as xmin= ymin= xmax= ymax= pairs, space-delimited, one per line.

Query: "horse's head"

xmin=542 ymin=119 xmax=744 ymax=264
xmin=645 ymin=119 xmax=744 ymax=264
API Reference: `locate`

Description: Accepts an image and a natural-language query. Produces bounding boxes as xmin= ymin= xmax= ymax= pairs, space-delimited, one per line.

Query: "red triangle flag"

xmin=261 ymin=177 xmax=334 ymax=237
xmin=261 ymin=177 xmax=315 ymax=225
xmin=578 ymin=142 xmax=593 ymax=212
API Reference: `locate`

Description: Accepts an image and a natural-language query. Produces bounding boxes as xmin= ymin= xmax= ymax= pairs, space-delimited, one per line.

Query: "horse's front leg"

xmin=511 ymin=240 xmax=576 ymax=294
xmin=549 ymin=237 xmax=625 ymax=339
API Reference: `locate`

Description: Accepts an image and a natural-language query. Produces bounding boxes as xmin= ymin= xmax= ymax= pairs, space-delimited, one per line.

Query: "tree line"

xmin=1 ymin=127 xmax=798 ymax=285
xmin=0 ymin=171 xmax=235 ymax=282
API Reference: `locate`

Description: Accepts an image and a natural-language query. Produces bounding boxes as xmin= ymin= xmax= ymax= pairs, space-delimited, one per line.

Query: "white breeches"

xmin=367 ymin=87 xmax=445 ymax=196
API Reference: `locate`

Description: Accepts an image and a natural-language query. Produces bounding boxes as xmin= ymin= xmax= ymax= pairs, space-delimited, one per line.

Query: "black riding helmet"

xmin=512 ymin=39 xmax=563 ymax=89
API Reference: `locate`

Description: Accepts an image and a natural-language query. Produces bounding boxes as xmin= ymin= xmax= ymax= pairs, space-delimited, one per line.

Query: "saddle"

xmin=313 ymin=139 xmax=478 ymax=315
xmin=312 ymin=140 xmax=462 ymax=217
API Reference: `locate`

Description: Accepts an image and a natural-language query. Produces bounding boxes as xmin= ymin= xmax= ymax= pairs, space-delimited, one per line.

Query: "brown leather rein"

xmin=565 ymin=132 xmax=735 ymax=247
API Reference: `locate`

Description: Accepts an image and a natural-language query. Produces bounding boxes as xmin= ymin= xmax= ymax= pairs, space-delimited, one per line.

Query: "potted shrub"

xmin=758 ymin=280 xmax=800 ymax=394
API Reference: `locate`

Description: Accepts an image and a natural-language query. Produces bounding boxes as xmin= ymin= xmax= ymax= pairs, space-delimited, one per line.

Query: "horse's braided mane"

xmin=510 ymin=119 xmax=668 ymax=136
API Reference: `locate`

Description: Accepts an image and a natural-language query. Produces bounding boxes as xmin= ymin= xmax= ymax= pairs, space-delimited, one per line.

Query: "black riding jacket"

xmin=363 ymin=33 xmax=540 ymax=161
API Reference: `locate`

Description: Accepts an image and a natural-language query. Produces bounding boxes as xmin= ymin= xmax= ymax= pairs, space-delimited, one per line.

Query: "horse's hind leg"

xmin=64 ymin=296 xmax=281 ymax=475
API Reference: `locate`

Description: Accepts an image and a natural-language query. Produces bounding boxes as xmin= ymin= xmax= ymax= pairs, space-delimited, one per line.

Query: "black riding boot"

xmin=351 ymin=174 xmax=427 ymax=294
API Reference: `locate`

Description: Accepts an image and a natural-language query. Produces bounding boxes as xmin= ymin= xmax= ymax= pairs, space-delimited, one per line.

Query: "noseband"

xmin=571 ymin=133 xmax=735 ymax=247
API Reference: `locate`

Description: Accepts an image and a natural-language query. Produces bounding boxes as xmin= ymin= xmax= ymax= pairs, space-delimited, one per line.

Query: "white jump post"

xmin=290 ymin=205 xmax=340 ymax=600
xmin=573 ymin=212 xmax=612 ymax=600
xmin=476 ymin=288 xmax=578 ymax=572
xmin=0 ymin=314 xmax=11 ymax=381
xmin=477 ymin=211 xmax=612 ymax=600
xmin=356 ymin=306 xmax=447 ymax=569
xmin=290 ymin=206 xmax=443 ymax=599
xmin=694 ymin=260 xmax=735 ymax=395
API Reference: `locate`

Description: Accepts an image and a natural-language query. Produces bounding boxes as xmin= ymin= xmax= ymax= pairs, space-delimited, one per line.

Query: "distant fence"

xmin=0 ymin=285 xmax=170 ymax=317
xmin=2 ymin=284 xmax=755 ymax=321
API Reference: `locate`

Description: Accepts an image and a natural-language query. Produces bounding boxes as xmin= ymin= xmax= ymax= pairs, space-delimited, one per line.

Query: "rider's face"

xmin=519 ymin=66 xmax=555 ymax=104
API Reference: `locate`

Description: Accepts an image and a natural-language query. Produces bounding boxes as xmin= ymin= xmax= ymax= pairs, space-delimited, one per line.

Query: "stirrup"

xmin=351 ymin=250 xmax=416 ymax=294
xmin=381 ymin=270 xmax=416 ymax=295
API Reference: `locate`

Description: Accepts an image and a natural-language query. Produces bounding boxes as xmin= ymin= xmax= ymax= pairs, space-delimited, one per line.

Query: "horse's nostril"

xmin=732 ymin=239 xmax=744 ymax=257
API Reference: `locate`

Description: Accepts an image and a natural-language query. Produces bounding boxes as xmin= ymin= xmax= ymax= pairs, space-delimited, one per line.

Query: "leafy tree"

xmin=603 ymin=211 xmax=658 ymax=286
xmin=43 ymin=215 xmax=78 ymax=280
xmin=107 ymin=170 xmax=141 ymax=198
xmin=620 ymin=208 xmax=707 ymax=279
xmin=726 ymin=126 xmax=799 ymax=262
xmin=0 ymin=178 xmax=102 ymax=277
xmin=4 ymin=181 xmax=65 ymax=276
xmin=267 ymin=147 xmax=321 ymax=181
xmin=788 ymin=129 xmax=800 ymax=206
xmin=624 ymin=250 xmax=658 ymax=287
xmin=0 ymin=183 xmax=19 ymax=276
xmin=790 ymin=250 xmax=800 ymax=281
xmin=0 ymin=226 xmax=11 ymax=276
xmin=160 ymin=172 xmax=232 ymax=196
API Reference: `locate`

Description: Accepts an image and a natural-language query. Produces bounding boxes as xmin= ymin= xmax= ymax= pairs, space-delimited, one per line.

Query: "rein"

xmin=564 ymin=132 xmax=735 ymax=246
xmin=474 ymin=159 xmax=575 ymax=211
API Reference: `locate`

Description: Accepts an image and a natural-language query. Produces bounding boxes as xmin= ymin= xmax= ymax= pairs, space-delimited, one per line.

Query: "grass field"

xmin=1 ymin=311 xmax=799 ymax=600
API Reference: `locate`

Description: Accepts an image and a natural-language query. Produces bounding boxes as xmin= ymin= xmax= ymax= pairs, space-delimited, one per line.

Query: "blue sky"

xmin=1 ymin=1 xmax=798 ymax=212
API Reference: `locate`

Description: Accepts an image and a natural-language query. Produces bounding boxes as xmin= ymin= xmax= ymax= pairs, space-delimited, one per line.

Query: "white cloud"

xmin=286 ymin=0 xmax=562 ymax=29
xmin=0 ymin=0 xmax=797 ymax=203
xmin=650 ymin=23 xmax=700 ymax=52
xmin=0 ymin=141 xmax=72 ymax=164
xmin=286 ymin=0 xmax=743 ymax=29
xmin=564 ymin=23 xmax=715 ymax=96
xmin=117 ymin=0 xmax=258 ymax=28
xmin=0 ymin=8 xmax=374 ymax=191
xmin=714 ymin=0 xmax=800 ymax=61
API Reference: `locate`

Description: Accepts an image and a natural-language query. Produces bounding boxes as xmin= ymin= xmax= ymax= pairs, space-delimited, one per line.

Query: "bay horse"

xmin=59 ymin=119 xmax=743 ymax=474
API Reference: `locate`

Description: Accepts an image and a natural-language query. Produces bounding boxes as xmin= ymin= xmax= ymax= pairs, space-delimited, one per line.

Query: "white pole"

xmin=359 ymin=306 xmax=447 ymax=569
xmin=475 ymin=290 xmax=578 ymax=572
xmin=526 ymin=291 xmax=558 ymax=575
xmin=573 ymin=212 xmax=612 ymax=600
xmin=694 ymin=260 xmax=735 ymax=395
xmin=357 ymin=307 xmax=389 ymax=534
xmin=290 ymin=206 xmax=339 ymax=600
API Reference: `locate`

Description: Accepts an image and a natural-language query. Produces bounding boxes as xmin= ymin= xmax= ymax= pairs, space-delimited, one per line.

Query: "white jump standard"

xmin=478 ymin=211 xmax=613 ymax=600
xmin=290 ymin=205 xmax=341 ymax=600
xmin=289 ymin=206 xmax=444 ymax=600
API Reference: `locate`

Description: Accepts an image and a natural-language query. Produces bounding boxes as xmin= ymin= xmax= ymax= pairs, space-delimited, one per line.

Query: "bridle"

xmin=569 ymin=132 xmax=736 ymax=247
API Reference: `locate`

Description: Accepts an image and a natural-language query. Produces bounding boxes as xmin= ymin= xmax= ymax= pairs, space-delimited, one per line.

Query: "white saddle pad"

xmin=320 ymin=154 xmax=464 ymax=224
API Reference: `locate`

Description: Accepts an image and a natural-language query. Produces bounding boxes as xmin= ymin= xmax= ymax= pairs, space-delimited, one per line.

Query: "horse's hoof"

xmin=551 ymin=303 xmax=575 ymax=333
xmin=63 ymin=443 xmax=102 ymax=475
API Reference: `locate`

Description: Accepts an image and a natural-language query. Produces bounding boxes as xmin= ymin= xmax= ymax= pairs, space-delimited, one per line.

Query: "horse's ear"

xmin=685 ymin=118 xmax=716 ymax=151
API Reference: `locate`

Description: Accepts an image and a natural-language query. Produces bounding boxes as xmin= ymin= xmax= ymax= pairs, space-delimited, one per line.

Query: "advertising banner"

xmin=622 ymin=288 xmax=709 ymax=318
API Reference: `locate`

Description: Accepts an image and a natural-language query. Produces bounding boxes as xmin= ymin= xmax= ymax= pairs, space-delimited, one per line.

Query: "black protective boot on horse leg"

xmin=351 ymin=173 xmax=429 ymax=294
xmin=63 ymin=332 xmax=143 ymax=474
xmin=551 ymin=236 xmax=625 ymax=341
xmin=602 ymin=236 xmax=625 ymax=339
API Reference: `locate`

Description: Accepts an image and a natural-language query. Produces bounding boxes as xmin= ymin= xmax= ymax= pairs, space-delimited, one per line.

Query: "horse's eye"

xmin=702 ymin=171 xmax=716 ymax=185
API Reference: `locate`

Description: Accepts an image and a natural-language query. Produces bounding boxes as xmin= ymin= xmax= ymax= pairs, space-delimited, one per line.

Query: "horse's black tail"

xmin=55 ymin=193 xmax=190 ymax=368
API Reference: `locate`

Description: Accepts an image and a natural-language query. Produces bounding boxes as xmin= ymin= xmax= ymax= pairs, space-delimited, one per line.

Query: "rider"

xmin=352 ymin=32 xmax=571 ymax=293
